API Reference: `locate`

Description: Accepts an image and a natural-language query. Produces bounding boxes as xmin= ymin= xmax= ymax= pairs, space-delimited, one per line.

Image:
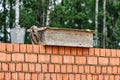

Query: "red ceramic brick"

xmin=110 ymin=75 xmax=114 ymax=80
xmin=38 ymin=54 xmax=50 ymax=63
xmin=13 ymin=44 xmax=19 ymax=52
xmin=0 ymin=52 xmax=11 ymax=61
xmin=23 ymin=63 xmax=29 ymax=72
xmin=2 ymin=63 xmax=8 ymax=71
xmin=87 ymin=57 xmax=97 ymax=65
xmin=55 ymin=64 xmax=60 ymax=72
xmin=38 ymin=73 xmax=45 ymax=80
xmin=65 ymin=47 xmax=71 ymax=54
xmin=77 ymin=48 xmax=83 ymax=55
xmin=100 ymin=49 xmax=105 ymax=56
xmin=104 ymin=75 xmax=109 ymax=80
xmin=20 ymin=44 xmax=26 ymax=53
xmin=118 ymin=67 xmax=120 ymax=74
xmin=79 ymin=65 xmax=84 ymax=73
xmin=87 ymin=74 xmax=92 ymax=80
xmin=111 ymin=49 xmax=117 ymax=57
xmin=39 ymin=45 xmax=45 ymax=53
xmin=12 ymin=73 xmax=18 ymax=80
xmin=25 ymin=73 xmax=31 ymax=80
xmin=49 ymin=64 xmax=54 ymax=72
xmin=75 ymin=56 xmax=86 ymax=64
xmin=107 ymin=66 xmax=112 ymax=74
xmin=45 ymin=74 xmax=51 ymax=80
xmin=29 ymin=63 xmax=35 ymax=72
xmin=18 ymin=73 xmax=24 ymax=80
xmin=6 ymin=43 xmax=13 ymax=52
xmin=94 ymin=48 xmax=100 ymax=56
xmin=69 ymin=74 xmax=74 ymax=80
xmin=96 ymin=66 xmax=101 ymax=74
xmin=36 ymin=63 xmax=41 ymax=72
xmin=85 ymin=66 xmax=89 ymax=73
xmin=98 ymin=75 xmax=103 ymax=80
xmin=53 ymin=46 xmax=59 ymax=54
xmin=32 ymin=73 xmax=37 ymax=80
xmin=26 ymin=44 xmax=33 ymax=53
xmin=16 ymin=63 xmax=22 ymax=71
xmin=90 ymin=66 xmax=95 ymax=74
xmin=9 ymin=63 xmax=15 ymax=71
xmin=105 ymin=49 xmax=111 ymax=57
xmin=71 ymin=47 xmax=77 ymax=55
xmin=5 ymin=72 xmax=11 ymax=80
xmin=67 ymin=65 xmax=72 ymax=73
xmin=81 ymin=74 xmax=86 ymax=80
xmin=75 ymin=74 xmax=80 ymax=80
xmin=42 ymin=64 xmax=47 ymax=72
xmin=73 ymin=65 xmax=78 ymax=73
xmin=83 ymin=48 xmax=89 ymax=56
xmin=51 ymin=55 xmax=62 ymax=64
xmin=63 ymin=74 xmax=69 ymax=80
xmin=61 ymin=65 xmax=67 ymax=73
xmin=0 ymin=63 xmax=1 ymax=71
xmin=0 ymin=43 xmax=6 ymax=52
xmin=12 ymin=53 xmax=24 ymax=62
xmin=93 ymin=75 xmax=98 ymax=80
xmin=110 ymin=58 xmax=119 ymax=65
xmin=102 ymin=66 xmax=107 ymax=74
xmin=59 ymin=46 xmax=64 ymax=55
xmin=63 ymin=56 xmax=74 ymax=64
xmin=115 ymin=75 xmax=119 ymax=80
xmin=57 ymin=74 xmax=62 ymax=80
xmin=89 ymin=48 xmax=94 ymax=56
xmin=25 ymin=54 xmax=37 ymax=62
xmin=99 ymin=57 xmax=108 ymax=65
xmin=0 ymin=72 xmax=4 ymax=79
xmin=116 ymin=50 xmax=120 ymax=57
xmin=46 ymin=46 xmax=52 ymax=54
xmin=51 ymin=74 xmax=57 ymax=80
xmin=112 ymin=66 xmax=118 ymax=74
xmin=33 ymin=44 xmax=39 ymax=53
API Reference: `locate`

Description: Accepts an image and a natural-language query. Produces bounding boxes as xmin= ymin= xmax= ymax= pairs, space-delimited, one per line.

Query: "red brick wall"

xmin=0 ymin=43 xmax=120 ymax=80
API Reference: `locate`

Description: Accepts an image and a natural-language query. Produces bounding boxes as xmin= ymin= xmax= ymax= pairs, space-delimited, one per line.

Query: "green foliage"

xmin=50 ymin=0 xmax=95 ymax=30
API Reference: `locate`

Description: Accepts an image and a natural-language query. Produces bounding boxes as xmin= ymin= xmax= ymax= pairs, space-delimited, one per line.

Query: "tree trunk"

xmin=15 ymin=0 xmax=20 ymax=28
xmin=46 ymin=0 xmax=52 ymax=27
xmin=109 ymin=0 xmax=113 ymax=4
xmin=37 ymin=0 xmax=45 ymax=27
xmin=95 ymin=0 xmax=99 ymax=47
xmin=3 ymin=0 xmax=7 ymax=42
xmin=60 ymin=0 xmax=64 ymax=25
xmin=103 ymin=0 xmax=107 ymax=48
xmin=9 ymin=0 xmax=13 ymax=28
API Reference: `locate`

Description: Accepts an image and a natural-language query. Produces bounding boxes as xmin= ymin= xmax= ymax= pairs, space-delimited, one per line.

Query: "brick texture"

xmin=25 ymin=54 xmax=37 ymax=62
xmin=110 ymin=58 xmax=119 ymax=65
xmin=75 ymin=56 xmax=86 ymax=64
xmin=51 ymin=55 xmax=62 ymax=64
xmin=12 ymin=53 xmax=24 ymax=62
xmin=87 ymin=57 xmax=97 ymax=65
xmin=63 ymin=56 xmax=74 ymax=64
xmin=0 ymin=43 xmax=120 ymax=80
xmin=99 ymin=57 xmax=108 ymax=65
xmin=38 ymin=54 xmax=50 ymax=63
xmin=0 ymin=53 xmax=11 ymax=61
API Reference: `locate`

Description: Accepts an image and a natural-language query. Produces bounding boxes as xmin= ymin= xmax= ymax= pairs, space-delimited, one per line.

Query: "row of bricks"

xmin=0 ymin=62 xmax=120 ymax=74
xmin=0 ymin=72 xmax=120 ymax=80
xmin=1 ymin=43 xmax=120 ymax=57
xmin=0 ymin=52 xmax=120 ymax=65
xmin=0 ymin=43 xmax=87 ymax=55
